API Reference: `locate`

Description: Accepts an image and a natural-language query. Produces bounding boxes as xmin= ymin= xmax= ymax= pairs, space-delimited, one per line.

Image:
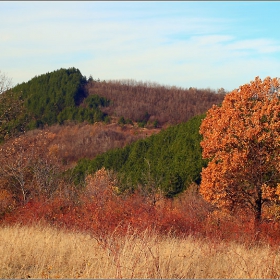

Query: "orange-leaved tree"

xmin=199 ymin=76 xmax=280 ymax=225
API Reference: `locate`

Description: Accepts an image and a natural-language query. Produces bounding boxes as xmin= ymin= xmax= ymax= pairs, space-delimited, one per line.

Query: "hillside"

xmin=87 ymin=78 xmax=226 ymax=126
xmin=0 ymin=68 xmax=225 ymax=142
xmin=0 ymin=67 xmax=226 ymax=207
xmin=0 ymin=120 xmax=161 ymax=170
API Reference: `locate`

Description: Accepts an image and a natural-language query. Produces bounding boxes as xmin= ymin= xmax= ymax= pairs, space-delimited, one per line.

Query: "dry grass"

xmin=1 ymin=223 xmax=280 ymax=279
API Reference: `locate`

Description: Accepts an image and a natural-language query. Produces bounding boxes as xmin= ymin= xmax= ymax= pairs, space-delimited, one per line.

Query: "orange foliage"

xmin=85 ymin=167 xmax=119 ymax=197
xmin=200 ymin=76 xmax=280 ymax=223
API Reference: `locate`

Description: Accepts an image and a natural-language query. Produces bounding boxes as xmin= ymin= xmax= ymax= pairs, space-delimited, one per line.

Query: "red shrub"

xmin=2 ymin=178 xmax=280 ymax=247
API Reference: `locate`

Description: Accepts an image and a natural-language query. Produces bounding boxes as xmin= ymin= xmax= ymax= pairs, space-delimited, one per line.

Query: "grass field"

xmin=1 ymin=223 xmax=280 ymax=279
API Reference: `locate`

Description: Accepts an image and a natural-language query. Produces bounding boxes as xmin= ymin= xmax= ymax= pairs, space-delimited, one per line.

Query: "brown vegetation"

xmin=1 ymin=120 xmax=160 ymax=170
xmin=0 ymin=120 xmax=160 ymax=208
xmin=44 ymin=120 xmax=160 ymax=166
xmin=86 ymin=79 xmax=226 ymax=126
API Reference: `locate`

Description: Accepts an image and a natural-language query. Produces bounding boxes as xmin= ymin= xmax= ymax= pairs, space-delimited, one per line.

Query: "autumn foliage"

xmin=0 ymin=154 xmax=280 ymax=246
xmin=3 ymin=71 xmax=280 ymax=249
xmin=200 ymin=76 xmax=280 ymax=224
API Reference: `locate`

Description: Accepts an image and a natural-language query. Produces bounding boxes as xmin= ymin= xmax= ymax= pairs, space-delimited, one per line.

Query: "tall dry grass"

xmin=1 ymin=223 xmax=280 ymax=279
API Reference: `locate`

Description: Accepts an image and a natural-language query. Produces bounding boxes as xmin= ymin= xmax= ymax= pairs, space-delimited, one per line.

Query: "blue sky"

xmin=1 ymin=1 xmax=280 ymax=92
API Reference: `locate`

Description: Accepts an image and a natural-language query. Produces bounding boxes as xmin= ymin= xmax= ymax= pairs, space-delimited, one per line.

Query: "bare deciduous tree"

xmin=0 ymin=131 xmax=59 ymax=204
xmin=0 ymin=71 xmax=12 ymax=94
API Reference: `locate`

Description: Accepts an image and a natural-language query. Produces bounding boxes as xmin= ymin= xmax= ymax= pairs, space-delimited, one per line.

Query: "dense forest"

xmin=73 ymin=114 xmax=206 ymax=197
xmin=0 ymin=68 xmax=110 ymax=142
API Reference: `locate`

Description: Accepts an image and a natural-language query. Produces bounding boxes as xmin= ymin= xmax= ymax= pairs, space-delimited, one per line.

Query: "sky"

xmin=1 ymin=1 xmax=280 ymax=92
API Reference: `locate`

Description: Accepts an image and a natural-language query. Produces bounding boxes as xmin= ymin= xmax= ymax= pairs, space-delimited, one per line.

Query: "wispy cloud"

xmin=1 ymin=1 xmax=280 ymax=91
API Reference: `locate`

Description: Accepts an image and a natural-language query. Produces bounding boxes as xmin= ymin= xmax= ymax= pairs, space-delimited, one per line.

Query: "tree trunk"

xmin=254 ymin=188 xmax=262 ymax=240
xmin=21 ymin=185 xmax=27 ymax=205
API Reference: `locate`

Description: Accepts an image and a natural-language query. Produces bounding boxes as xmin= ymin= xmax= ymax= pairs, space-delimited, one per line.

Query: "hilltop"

xmin=0 ymin=68 xmax=225 ymax=142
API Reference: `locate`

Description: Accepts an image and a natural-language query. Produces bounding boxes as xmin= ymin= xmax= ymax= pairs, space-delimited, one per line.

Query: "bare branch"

xmin=0 ymin=71 xmax=13 ymax=94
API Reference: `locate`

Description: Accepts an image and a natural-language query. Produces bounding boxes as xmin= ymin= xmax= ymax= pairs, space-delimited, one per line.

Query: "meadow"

xmin=2 ymin=183 xmax=280 ymax=279
xmin=1 ymin=223 xmax=280 ymax=279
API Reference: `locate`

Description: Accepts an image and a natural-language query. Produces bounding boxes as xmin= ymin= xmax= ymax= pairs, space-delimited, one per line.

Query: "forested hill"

xmin=0 ymin=67 xmax=227 ymax=202
xmin=87 ymin=79 xmax=226 ymax=126
xmin=0 ymin=68 xmax=109 ymax=142
xmin=0 ymin=67 xmax=225 ymax=142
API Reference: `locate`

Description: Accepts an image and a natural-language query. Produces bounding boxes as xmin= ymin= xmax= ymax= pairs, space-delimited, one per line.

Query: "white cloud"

xmin=1 ymin=2 xmax=280 ymax=91
xmin=225 ymin=38 xmax=280 ymax=54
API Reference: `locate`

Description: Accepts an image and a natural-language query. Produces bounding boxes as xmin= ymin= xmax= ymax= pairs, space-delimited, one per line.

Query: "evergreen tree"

xmin=72 ymin=114 xmax=207 ymax=197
